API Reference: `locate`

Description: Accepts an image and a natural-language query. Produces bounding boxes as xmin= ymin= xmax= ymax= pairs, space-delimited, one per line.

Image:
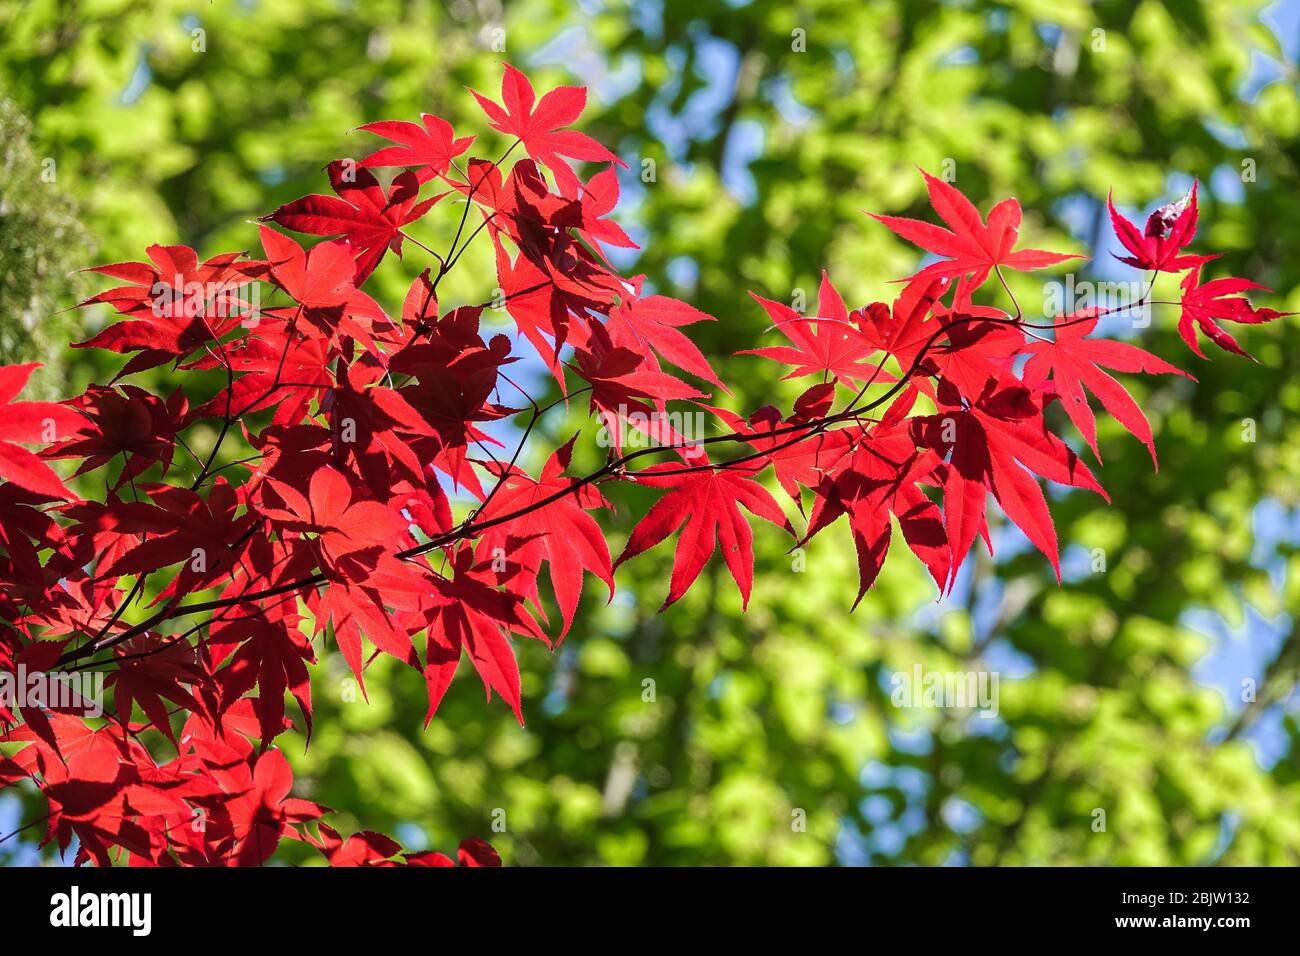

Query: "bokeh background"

xmin=2 ymin=0 xmax=1299 ymax=865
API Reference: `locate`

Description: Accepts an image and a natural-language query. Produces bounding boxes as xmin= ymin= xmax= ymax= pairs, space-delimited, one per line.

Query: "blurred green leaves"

xmin=3 ymin=0 xmax=1299 ymax=866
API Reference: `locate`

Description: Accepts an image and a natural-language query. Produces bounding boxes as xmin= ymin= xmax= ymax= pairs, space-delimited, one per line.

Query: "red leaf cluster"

xmin=0 ymin=65 xmax=1285 ymax=865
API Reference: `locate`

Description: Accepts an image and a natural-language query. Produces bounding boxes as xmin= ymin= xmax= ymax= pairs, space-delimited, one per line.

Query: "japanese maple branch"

xmin=57 ymin=287 xmax=1168 ymax=673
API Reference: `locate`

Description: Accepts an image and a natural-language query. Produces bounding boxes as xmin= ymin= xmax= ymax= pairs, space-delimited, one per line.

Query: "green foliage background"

xmin=2 ymin=0 xmax=1299 ymax=865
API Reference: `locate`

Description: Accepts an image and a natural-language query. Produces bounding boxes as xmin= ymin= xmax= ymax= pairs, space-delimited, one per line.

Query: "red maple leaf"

xmin=261 ymin=466 xmax=409 ymax=574
xmin=73 ymin=246 xmax=254 ymax=378
xmin=0 ymin=363 xmax=84 ymax=499
xmin=209 ymin=608 xmax=316 ymax=745
xmin=615 ymin=451 xmax=793 ymax=610
xmin=212 ymin=748 xmax=325 ymax=866
xmin=419 ymin=543 xmax=548 ymax=726
xmin=76 ymin=244 xmax=253 ymax=323
xmin=105 ymin=632 xmax=208 ymax=745
xmin=391 ymin=320 xmax=518 ymax=496
xmin=805 ymin=424 xmax=950 ymax=605
xmin=854 ymin=275 xmax=951 ymax=371
xmin=1022 ymin=309 xmax=1192 ymax=465
xmin=42 ymin=384 xmax=185 ymax=489
xmin=607 ymin=284 xmax=725 ymax=391
xmin=740 ymin=273 xmax=883 ymax=385
xmin=477 ymin=435 xmax=615 ymax=639
xmin=1176 ymin=266 xmax=1291 ymax=360
xmin=910 ymin=376 xmax=1108 ymax=580
xmin=315 ymin=824 xmax=405 ymax=866
xmin=357 ymin=112 xmax=474 ymax=182
xmin=0 ymin=483 xmax=69 ymax=587
xmin=96 ymin=479 xmax=258 ymax=599
xmin=263 ymin=161 xmax=444 ymax=282
xmin=574 ymin=321 xmax=704 ymax=410
xmin=703 ymin=401 xmax=853 ymax=509
xmin=256 ymin=226 xmax=354 ymax=310
xmin=308 ymin=576 xmax=420 ymax=701
xmin=328 ymin=360 xmax=435 ymax=489
xmin=575 ymin=164 xmax=638 ymax=251
xmin=188 ymin=319 xmax=334 ymax=424
xmin=572 ymin=322 xmax=703 ymax=453
xmin=470 ymin=63 xmax=625 ymax=196
xmin=491 ymin=231 xmax=620 ymax=385
xmin=250 ymin=227 xmax=391 ymax=349
xmin=870 ymin=170 xmax=1081 ymax=285
xmin=405 ymin=837 xmax=502 ymax=868
xmin=1107 ymin=183 xmax=1207 ymax=273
